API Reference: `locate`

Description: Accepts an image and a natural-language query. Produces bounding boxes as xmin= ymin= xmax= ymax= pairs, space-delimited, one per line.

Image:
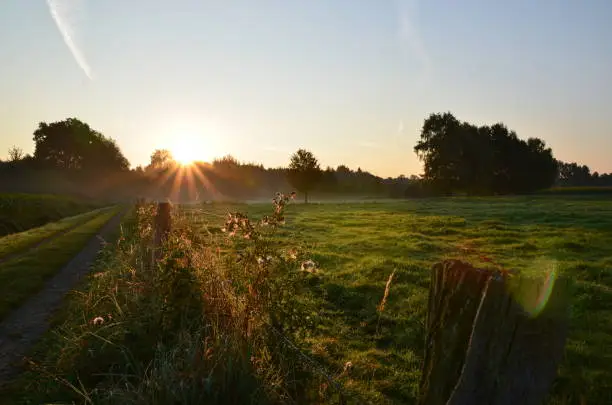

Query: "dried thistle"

xmin=92 ymin=316 xmax=105 ymax=325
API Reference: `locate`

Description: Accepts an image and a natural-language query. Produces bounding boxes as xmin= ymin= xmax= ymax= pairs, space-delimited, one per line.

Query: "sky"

xmin=1 ymin=0 xmax=611 ymax=177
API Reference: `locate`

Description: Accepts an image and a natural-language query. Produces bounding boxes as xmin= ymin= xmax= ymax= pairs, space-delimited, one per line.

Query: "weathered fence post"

xmin=153 ymin=201 xmax=172 ymax=263
xmin=419 ymin=259 xmax=570 ymax=405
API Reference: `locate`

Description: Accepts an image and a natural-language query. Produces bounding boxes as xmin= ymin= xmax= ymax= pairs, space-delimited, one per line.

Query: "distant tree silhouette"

xmin=33 ymin=118 xmax=129 ymax=172
xmin=8 ymin=146 xmax=24 ymax=162
xmin=319 ymin=166 xmax=338 ymax=192
xmin=556 ymin=161 xmax=612 ymax=187
xmin=415 ymin=112 xmax=557 ymax=195
xmin=147 ymin=149 xmax=176 ymax=172
xmin=287 ymin=149 xmax=321 ymax=203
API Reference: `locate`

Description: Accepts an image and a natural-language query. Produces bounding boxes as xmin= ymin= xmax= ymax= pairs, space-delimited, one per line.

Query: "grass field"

xmin=5 ymin=195 xmax=612 ymax=404
xmin=0 ymin=207 xmax=121 ymax=320
xmin=0 ymin=194 xmax=99 ymax=237
xmin=187 ymin=196 xmax=612 ymax=404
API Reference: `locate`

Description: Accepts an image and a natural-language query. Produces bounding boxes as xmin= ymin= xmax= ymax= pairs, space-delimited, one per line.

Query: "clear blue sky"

xmin=1 ymin=0 xmax=611 ymax=177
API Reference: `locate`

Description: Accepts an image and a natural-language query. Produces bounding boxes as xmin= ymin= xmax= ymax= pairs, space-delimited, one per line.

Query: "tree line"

xmin=1 ymin=115 xmax=609 ymax=201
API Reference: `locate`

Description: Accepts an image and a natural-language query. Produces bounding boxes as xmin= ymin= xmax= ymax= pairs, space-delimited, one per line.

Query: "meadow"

xmin=4 ymin=195 xmax=612 ymax=404
xmin=188 ymin=196 xmax=612 ymax=404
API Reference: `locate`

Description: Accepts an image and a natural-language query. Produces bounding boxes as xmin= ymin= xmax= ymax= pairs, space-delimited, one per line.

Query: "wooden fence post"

xmin=419 ymin=259 xmax=570 ymax=405
xmin=153 ymin=201 xmax=172 ymax=263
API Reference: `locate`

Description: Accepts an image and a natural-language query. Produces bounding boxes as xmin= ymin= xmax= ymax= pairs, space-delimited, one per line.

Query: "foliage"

xmin=287 ymin=149 xmax=322 ymax=203
xmin=179 ymin=197 xmax=612 ymax=404
xmin=5 ymin=196 xmax=612 ymax=404
xmin=146 ymin=149 xmax=176 ymax=172
xmin=414 ymin=112 xmax=558 ymax=195
xmin=7 ymin=146 xmax=24 ymax=162
xmin=3 ymin=113 xmax=610 ymax=201
xmin=556 ymin=161 xmax=612 ymax=187
xmin=32 ymin=118 xmax=129 ymax=172
xmin=7 ymin=195 xmax=338 ymax=404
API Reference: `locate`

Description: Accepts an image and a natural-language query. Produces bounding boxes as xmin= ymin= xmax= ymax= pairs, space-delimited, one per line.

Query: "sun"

xmin=172 ymin=142 xmax=198 ymax=166
xmin=169 ymin=134 xmax=209 ymax=166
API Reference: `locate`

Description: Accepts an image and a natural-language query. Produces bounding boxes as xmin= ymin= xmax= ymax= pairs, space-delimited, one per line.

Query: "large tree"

xmin=414 ymin=112 xmax=465 ymax=195
xmin=287 ymin=149 xmax=321 ymax=203
xmin=33 ymin=118 xmax=129 ymax=172
xmin=414 ymin=112 xmax=558 ymax=195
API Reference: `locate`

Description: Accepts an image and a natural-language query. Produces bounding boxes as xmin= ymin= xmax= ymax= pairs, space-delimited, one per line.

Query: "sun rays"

xmin=153 ymin=162 xmax=221 ymax=202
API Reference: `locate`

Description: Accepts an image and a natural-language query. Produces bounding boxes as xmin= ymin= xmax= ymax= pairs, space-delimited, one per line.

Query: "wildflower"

xmin=340 ymin=361 xmax=354 ymax=377
xmin=92 ymin=316 xmax=104 ymax=325
xmin=301 ymin=259 xmax=317 ymax=273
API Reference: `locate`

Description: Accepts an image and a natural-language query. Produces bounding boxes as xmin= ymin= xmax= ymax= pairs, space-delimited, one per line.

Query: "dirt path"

xmin=0 ymin=208 xmax=127 ymax=386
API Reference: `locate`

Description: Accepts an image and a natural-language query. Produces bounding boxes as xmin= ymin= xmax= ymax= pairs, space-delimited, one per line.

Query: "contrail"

xmin=46 ymin=0 xmax=93 ymax=79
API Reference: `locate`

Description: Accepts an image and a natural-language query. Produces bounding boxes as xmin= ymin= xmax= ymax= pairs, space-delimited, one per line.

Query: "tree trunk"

xmin=420 ymin=259 xmax=570 ymax=405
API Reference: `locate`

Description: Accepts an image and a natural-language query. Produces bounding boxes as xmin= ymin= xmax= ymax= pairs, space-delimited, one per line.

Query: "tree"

xmin=414 ymin=112 xmax=558 ymax=195
xmin=147 ymin=149 xmax=175 ymax=172
xmin=557 ymin=161 xmax=593 ymax=186
xmin=8 ymin=146 xmax=24 ymax=162
xmin=287 ymin=149 xmax=321 ymax=203
xmin=33 ymin=118 xmax=129 ymax=172
xmin=319 ymin=166 xmax=338 ymax=192
xmin=414 ymin=112 xmax=464 ymax=195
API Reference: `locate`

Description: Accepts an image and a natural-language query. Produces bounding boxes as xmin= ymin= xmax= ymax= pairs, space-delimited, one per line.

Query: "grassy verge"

xmin=0 ymin=207 xmax=113 ymax=260
xmin=0 ymin=193 xmax=100 ymax=237
xmin=0 ymin=208 xmax=120 ymax=320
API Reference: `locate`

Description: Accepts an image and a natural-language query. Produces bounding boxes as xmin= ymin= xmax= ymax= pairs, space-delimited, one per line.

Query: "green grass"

xmin=185 ymin=196 xmax=612 ymax=404
xmin=5 ymin=196 xmax=612 ymax=404
xmin=539 ymin=186 xmax=612 ymax=195
xmin=0 ymin=207 xmax=113 ymax=260
xmin=0 ymin=193 xmax=100 ymax=237
xmin=2 ymin=204 xmax=319 ymax=404
xmin=0 ymin=207 xmax=120 ymax=320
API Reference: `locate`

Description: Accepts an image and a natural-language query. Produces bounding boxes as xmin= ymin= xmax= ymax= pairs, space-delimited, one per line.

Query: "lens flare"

xmin=510 ymin=258 xmax=558 ymax=318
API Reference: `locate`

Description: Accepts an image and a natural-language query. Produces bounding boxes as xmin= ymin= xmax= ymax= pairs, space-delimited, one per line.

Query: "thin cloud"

xmin=395 ymin=0 xmax=431 ymax=83
xmin=398 ymin=120 xmax=405 ymax=134
xmin=46 ymin=0 xmax=93 ymax=80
